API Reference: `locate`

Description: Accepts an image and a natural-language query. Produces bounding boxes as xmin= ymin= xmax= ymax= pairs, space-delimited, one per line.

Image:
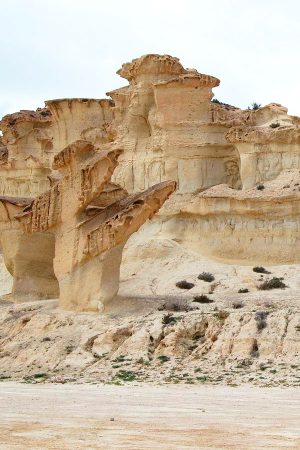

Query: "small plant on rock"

xmin=116 ymin=370 xmax=136 ymax=382
xmin=248 ymin=102 xmax=261 ymax=110
xmin=238 ymin=288 xmax=249 ymax=293
xmin=176 ymin=280 xmax=195 ymax=290
xmin=256 ymin=184 xmax=265 ymax=191
xmin=193 ymin=295 xmax=214 ymax=304
xmin=157 ymin=355 xmax=170 ymax=364
xmin=258 ymin=277 xmax=287 ymax=290
xmin=65 ymin=345 xmax=75 ymax=354
xmin=255 ymin=311 xmax=269 ymax=330
xmin=198 ymin=272 xmax=215 ymax=282
xmin=269 ymin=122 xmax=280 ymax=128
xmin=253 ymin=266 xmax=270 ymax=274
xmin=162 ymin=313 xmax=177 ymax=325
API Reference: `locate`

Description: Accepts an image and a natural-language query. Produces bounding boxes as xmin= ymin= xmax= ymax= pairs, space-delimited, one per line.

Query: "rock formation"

xmin=16 ymin=140 xmax=175 ymax=311
xmin=0 ymin=109 xmax=58 ymax=300
xmin=1 ymin=53 xmax=300 ymax=308
xmin=105 ymin=54 xmax=300 ymax=264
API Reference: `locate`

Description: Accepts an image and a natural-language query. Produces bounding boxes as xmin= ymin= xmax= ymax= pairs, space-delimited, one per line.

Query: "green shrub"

xmin=248 ymin=102 xmax=261 ymax=110
xmin=193 ymin=295 xmax=214 ymax=304
xmin=198 ymin=272 xmax=215 ymax=282
xmin=258 ymin=277 xmax=286 ymax=290
xmin=255 ymin=311 xmax=269 ymax=331
xmin=162 ymin=314 xmax=177 ymax=325
xmin=253 ymin=266 xmax=270 ymax=274
xmin=270 ymin=122 xmax=280 ymax=128
xmin=238 ymin=288 xmax=249 ymax=293
xmin=157 ymin=355 xmax=170 ymax=364
xmin=116 ymin=370 xmax=136 ymax=382
xmin=65 ymin=345 xmax=75 ymax=354
xmin=256 ymin=184 xmax=265 ymax=191
xmin=176 ymin=280 xmax=195 ymax=290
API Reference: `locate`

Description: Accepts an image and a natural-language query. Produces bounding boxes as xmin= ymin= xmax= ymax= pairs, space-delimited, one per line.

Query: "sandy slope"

xmin=0 ymin=239 xmax=300 ymax=386
xmin=0 ymin=383 xmax=299 ymax=449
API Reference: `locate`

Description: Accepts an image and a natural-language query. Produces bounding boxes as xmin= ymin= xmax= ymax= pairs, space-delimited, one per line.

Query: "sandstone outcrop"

xmin=0 ymin=108 xmax=53 ymax=197
xmin=16 ymin=140 xmax=175 ymax=311
xmin=1 ymin=52 xmax=300 ymax=308
xmin=0 ymin=110 xmax=58 ymax=300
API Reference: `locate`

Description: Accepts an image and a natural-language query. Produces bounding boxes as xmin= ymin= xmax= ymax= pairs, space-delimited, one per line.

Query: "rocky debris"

xmin=0 ymin=297 xmax=299 ymax=387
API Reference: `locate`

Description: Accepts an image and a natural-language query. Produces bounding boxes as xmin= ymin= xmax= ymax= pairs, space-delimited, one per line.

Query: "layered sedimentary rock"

xmin=108 ymin=54 xmax=247 ymax=194
xmin=45 ymin=98 xmax=115 ymax=153
xmin=1 ymin=52 xmax=300 ymax=304
xmin=0 ymin=108 xmax=54 ymax=197
xmin=226 ymin=104 xmax=300 ymax=189
xmin=0 ymin=110 xmax=59 ymax=299
xmin=16 ymin=140 xmax=175 ymax=311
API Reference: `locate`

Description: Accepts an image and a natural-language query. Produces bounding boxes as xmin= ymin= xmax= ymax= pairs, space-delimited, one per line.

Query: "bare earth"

xmin=0 ymin=383 xmax=299 ymax=449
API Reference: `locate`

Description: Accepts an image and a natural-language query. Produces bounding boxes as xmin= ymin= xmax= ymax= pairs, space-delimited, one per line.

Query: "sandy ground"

xmin=0 ymin=383 xmax=299 ymax=449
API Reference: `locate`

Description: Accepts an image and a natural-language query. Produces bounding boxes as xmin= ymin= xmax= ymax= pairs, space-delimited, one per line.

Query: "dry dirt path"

xmin=0 ymin=383 xmax=299 ymax=449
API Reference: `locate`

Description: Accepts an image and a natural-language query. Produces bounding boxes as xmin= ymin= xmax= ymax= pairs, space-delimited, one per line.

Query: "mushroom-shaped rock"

xmin=0 ymin=196 xmax=58 ymax=300
xmin=16 ymin=140 xmax=176 ymax=312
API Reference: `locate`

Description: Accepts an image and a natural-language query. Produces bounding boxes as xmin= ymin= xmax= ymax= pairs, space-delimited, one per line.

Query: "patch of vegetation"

xmin=162 ymin=313 xmax=177 ymax=325
xmin=255 ymin=311 xmax=269 ymax=331
xmin=157 ymin=355 xmax=170 ymax=364
xmin=41 ymin=337 xmax=51 ymax=342
xmin=270 ymin=122 xmax=280 ymax=128
xmin=65 ymin=345 xmax=75 ymax=354
xmin=0 ymin=375 xmax=10 ymax=381
xmin=161 ymin=302 xmax=193 ymax=312
xmin=33 ymin=373 xmax=48 ymax=379
xmin=23 ymin=373 xmax=49 ymax=383
xmin=256 ymin=184 xmax=265 ymax=191
xmin=214 ymin=310 xmax=230 ymax=321
xmin=137 ymin=357 xmax=150 ymax=366
xmin=193 ymin=295 xmax=214 ymax=304
xmin=198 ymin=272 xmax=215 ymax=282
xmin=238 ymin=288 xmax=249 ymax=293
xmin=258 ymin=277 xmax=287 ymax=290
xmin=212 ymin=98 xmax=237 ymax=109
xmin=113 ymin=355 xmax=127 ymax=363
xmin=176 ymin=280 xmax=195 ymax=290
xmin=253 ymin=266 xmax=270 ymax=274
xmin=115 ymin=370 xmax=136 ymax=382
xmin=248 ymin=102 xmax=261 ymax=110
xmin=196 ymin=376 xmax=208 ymax=382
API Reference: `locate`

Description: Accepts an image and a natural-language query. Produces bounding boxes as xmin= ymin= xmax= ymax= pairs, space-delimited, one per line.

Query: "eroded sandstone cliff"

xmin=2 ymin=54 xmax=299 ymax=268
xmin=0 ymin=53 xmax=299 ymax=384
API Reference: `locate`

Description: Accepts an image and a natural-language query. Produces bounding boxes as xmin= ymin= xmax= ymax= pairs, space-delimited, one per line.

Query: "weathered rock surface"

xmin=1 ymin=54 xmax=300 ymax=269
xmin=16 ymin=140 xmax=175 ymax=311
xmin=0 ymin=54 xmax=300 ymax=385
xmin=0 ymin=239 xmax=299 ymax=386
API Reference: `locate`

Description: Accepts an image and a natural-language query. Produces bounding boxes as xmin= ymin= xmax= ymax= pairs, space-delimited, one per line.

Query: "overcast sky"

xmin=0 ymin=0 xmax=299 ymax=118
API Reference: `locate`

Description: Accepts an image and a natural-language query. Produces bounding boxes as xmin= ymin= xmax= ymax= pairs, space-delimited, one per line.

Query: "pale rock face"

xmin=1 ymin=52 xmax=300 ymax=307
xmin=46 ymin=98 xmax=115 ymax=153
xmin=227 ymin=104 xmax=300 ymax=189
xmin=108 ymin=55 xmax=245 ymax=196
xmin=0 ymin=109 xmax=53 ymax=197
xmin=0 ymin=111 xmax=59 ymax=300
xmin=16 ymin=140 xmax=175 ymax=311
